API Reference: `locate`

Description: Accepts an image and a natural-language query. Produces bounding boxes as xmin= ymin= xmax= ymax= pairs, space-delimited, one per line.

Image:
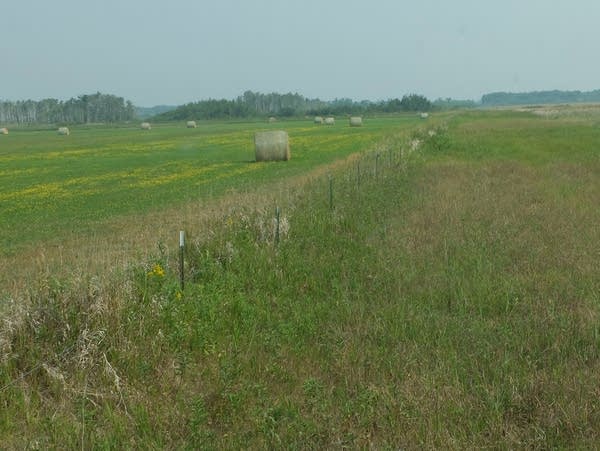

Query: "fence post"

xmin=179 ymin=230 xmax=185 ymax=290
xmin=329 ymin=175 xmax=333 ymax=211
xmin=275 ymin=206 xmax=281 ymax=246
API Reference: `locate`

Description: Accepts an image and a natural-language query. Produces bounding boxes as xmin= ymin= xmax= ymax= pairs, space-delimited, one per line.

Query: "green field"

xmin=0 ymin=117 xmax=416 ymax=256
xmin=1 ymin=110 xmax=599 ymax=448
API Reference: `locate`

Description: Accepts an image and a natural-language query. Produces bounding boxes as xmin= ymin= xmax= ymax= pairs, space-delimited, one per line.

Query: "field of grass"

xmin=1 ymin=110 xmax=599 ymax=448
xmin=0 ymin=117 xmax=418 ymax=289
xmin=0 ymin=118 xmax=413 ymax=254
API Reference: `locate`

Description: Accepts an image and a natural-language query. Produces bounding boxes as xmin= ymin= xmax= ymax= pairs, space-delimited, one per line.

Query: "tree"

xmin=400 ymin=94 xmax=432 ymax=112
xmin=0 ymin=93 xmax=135 ymax=125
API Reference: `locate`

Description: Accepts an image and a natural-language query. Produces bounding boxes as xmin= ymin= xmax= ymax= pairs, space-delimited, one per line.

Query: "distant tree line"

xmin=135 ymin=105 xmax=177 ymax=120
xmin=154 ymin=91 xmax=434 ymax=121
xmin=481 ymin=89 xmax=600 ymax=106
xmin=432 ymin=98 xmax=479 ymax=110
xmin=307 ymin=94 xmax=434 ymax=116
xmin=0 ymin=92 xmax=135 ymax=125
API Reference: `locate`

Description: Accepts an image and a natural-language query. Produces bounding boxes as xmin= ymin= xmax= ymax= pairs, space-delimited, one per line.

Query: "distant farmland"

xmin=0 ymin=117 xmax=414 ymax=256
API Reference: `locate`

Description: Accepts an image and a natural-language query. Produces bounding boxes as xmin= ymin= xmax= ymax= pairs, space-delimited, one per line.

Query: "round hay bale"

xmin=314 ymin=116 xmax=324 ymax=124
xmin=141 ymin=122 xmax=152 ymax=130
xmin=0 ymin=127 xmax=8 ymax=135
xmin=186 ymin=120 xmax=197 ymax=128
xmin=324 ymin=117 xmax=335 ymax=125
xmin=57 ymin=127 xmax=70 ymax=135
xmin=255 ymin=130 xmax=290 ymax=162
xmin=420 ymin=112 xmax=429 ymax=119
xmin=349 ymin=116 xmax=363 ymax=127
xmin=268 ymin=117 xmax=277 ymax=123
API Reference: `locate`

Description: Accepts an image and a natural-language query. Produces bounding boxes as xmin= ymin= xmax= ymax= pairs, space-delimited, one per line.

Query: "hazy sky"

xmin=2 ymin=0 xmax=600 ymax=106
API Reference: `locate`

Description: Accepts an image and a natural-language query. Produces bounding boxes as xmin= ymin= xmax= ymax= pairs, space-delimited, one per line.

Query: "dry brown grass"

xmin=397 ymin=160 xmax=597 ymax=317
xmin=516 ymin=103 xmax=600 ymax=121
xmin=368 ymin=155 xmax=600 ymax=446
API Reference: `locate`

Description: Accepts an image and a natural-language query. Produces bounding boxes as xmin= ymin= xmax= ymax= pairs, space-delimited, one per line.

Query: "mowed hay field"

xmin=0 ymin=117 xmax=414 ymax=285
xmin=1 ymin=110 xmax=600 ymax=448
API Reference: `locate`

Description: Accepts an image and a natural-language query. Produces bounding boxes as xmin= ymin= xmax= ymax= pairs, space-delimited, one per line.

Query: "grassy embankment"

xmin=1 ymin=110 xmax=599 ymax=448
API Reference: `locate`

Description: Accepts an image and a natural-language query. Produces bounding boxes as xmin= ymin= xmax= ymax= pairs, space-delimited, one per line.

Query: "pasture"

xmin=0 ymin=117 xmax=415 ymax=284
xmin=1 ymin=110 xmax=599 ymax=448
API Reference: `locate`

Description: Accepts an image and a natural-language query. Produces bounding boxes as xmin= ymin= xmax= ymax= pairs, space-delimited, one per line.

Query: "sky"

xmin=2 ymin=0 xmax=600 ymax=106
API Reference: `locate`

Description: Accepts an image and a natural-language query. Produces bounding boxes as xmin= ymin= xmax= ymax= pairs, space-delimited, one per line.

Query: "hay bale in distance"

xmin=141 ymin=122 xmax=152 ymax=130
xmin=349 ymin=116 xmax=363 ymax=127
xmin=0 ymin=127 xmax=8 ymax=135
xmin=186 ymin=120 xmax=197 ymax=128
xmin=268 ymin=117 xmax=277 ymax=123
xmin=314 ymin=116 xmax=324 ymax=124
xmin=57 ymin=127 xmax=70 ymax=135
xmin=255 ymin=130 xmax=290 ymax=162
xmin=420 ymin=112 xmax=429 ymax=119
xmin=324 ymin=117 xmax=335 ymax=125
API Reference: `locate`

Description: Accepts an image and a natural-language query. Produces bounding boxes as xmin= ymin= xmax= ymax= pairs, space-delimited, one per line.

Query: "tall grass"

xmin=1 ymin=112 xmax=599 ymax=447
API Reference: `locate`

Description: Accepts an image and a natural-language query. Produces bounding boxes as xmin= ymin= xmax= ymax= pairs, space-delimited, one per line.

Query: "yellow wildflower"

xmin=148 ymin=263 xmax=165 ymax=277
